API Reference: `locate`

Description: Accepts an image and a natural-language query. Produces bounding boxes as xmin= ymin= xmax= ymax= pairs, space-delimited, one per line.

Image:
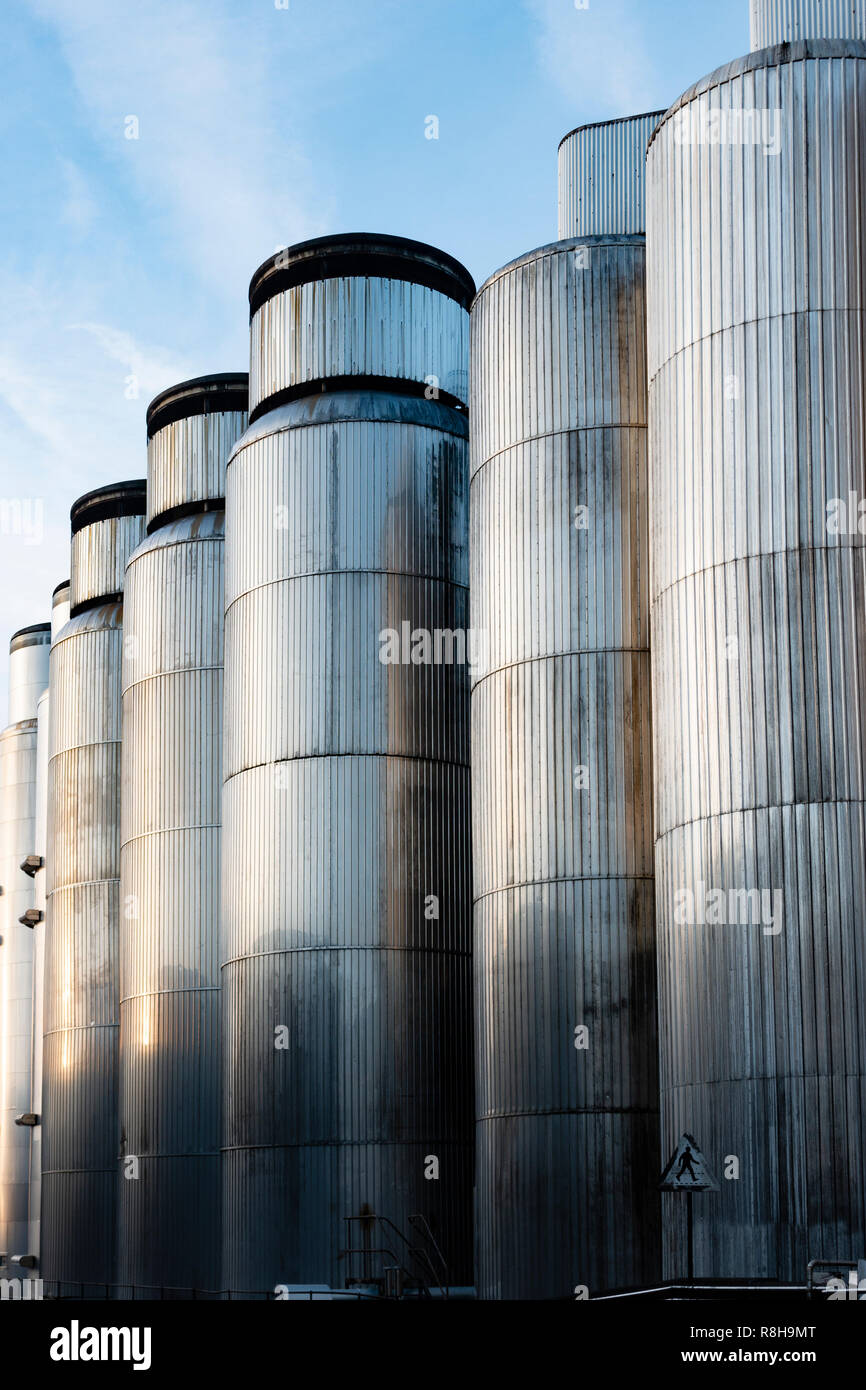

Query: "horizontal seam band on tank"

xmin=648 ymin=304 xmax=866 ymax=390
xmin=120 ymin=986 xmax=220 ymax=1003
xmin=41 ymin=1168 xmax=118 ymax=1177
xmin=121 ymin=666 xmax=223 ymax=695
xmin=220 ymin=946 xmax=472 ymax=966
xmin=114 ymin=1151 xmax=221 ymax=1161
xmin=655 ymin=797 xmax=866 ymax=845
xmin=120 ymin=824 xmax=221 ymax=848
xmin=650 ymin=539 xmax=866 ymax=612
xmin=661 ymin=1073 xmax=866 ymax=1089
xmin=471 ymin=647 xmax=652 ymax=692
xmin=46 ymin=877 xmax=121 ymax=895
xmin=477 ymin=1106 xmax=660 ymax=1120
xmin=470 ymin=422 xmax=648 ymax=478
xmin=230 ymin=407 xmax=470 ymax=457
xmin=222 ymin=751 xmax=471 ymax=784
xmin=225 ymin=570 xmax=470 ymax=616
xmin=474 ymin=874 xmax=655 ymax=902
xmin=220 ymin=1139 xmax=470 ymax=1153
xmin=48 ymin=739 xmax=121 ymax=759
xmin=43 ymin=1024 xmax=118 ymax=1037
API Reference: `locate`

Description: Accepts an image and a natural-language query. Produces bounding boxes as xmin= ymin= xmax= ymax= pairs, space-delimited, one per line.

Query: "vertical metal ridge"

xmin=70 ymin=515 xmax=146 ymax=614
xmin=648 ymin=46 xmax=866 ymax=1279
xmin=471 ymin=237 xmax=659 ymax=1298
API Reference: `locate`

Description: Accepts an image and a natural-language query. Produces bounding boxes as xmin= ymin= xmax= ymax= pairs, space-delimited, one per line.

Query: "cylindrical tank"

xmin=222 ymin=234 xmax=475 ymax=1293
xmin=26 ymin=582 xmax=69 ymax=1269
xmin=471 ymin=116 xmax=661 ymax=1299
xmin=118 ymin=375 xmax=248 ymax=1296
xmin=750 ymin=0 xmax=866 ymax=46
xmin=558 ymin=112 xmax=663 ymax=240
xmin=0 ymin=624 xmax=50 ymax=1273
xmin=647 ymin=20 xmax=866 ymax=1277
xmin=41 ymin=484 xmax=145 ymax=1292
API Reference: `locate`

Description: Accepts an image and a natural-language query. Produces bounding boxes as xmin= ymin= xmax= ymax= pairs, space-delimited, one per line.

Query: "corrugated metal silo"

xmin=750 ymin=0 xmax=866 ymax=46
xmin=471 ymin=115 xmax=663 ymax=1299
xmin=557 ymin=112 xmax=662 ymax=240
xmin=222 ymin=234 xmax=475 ymax=1294
xmin=0 ymin=624 xmax=50 ymax=1273
xmin=118 ymin=374 xmax=248 ymax=1296
xmin=41 ymin=485 xmax=145 ymax=1292
xmin=647 ymin=14 xmax=866 ymax=1278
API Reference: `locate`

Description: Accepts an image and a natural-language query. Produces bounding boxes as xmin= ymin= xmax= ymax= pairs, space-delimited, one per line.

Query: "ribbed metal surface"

xmin=8 ymin=629 xmax=52 ymax=726
xmin=0 ymin=633 xmax=49 ymax=1273
xmin=27 ymin=686 xmax=50 ymax=1264
xmin=470 ymin=233 xmax=659 ymax=1298
xmin=51 ymin=585 xmax=70 ymax=642
xmin=118 ymin=389 xmax=246 ymax=1295
xmin=558 ymin=114 xmax=664 ymax=240
xmin=751 ymin=0 xmax=866 ymax=46
xmin=42 ymin=503 xmax=143 ymax=1288
xmin=250 ymin=279 xmax=469 ymax=415
xmin=223 ymin=381 xmax=473 ymax=1292
xmin=147 ymin=411 xmax=247 ymax=528
xmin=647 ymin=41 xmax=866 ymax=1278
xmin=71 ymin=515 xmax=146 ymax=614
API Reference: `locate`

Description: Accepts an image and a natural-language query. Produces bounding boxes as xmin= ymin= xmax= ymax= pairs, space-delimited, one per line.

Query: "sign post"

xmin=659 ymin=1132 xmax=719 ymax=1285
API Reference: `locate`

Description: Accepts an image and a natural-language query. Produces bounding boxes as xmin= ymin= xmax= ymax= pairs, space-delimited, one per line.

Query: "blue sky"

xmin=0 ymin=0 xmax=746 ymax=697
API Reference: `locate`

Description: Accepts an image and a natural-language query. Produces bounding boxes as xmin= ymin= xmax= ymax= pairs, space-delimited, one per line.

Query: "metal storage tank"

xmin=0 ymin=623 xmax=50 ymax=1274
xmin=750 ymin=0 xmax=866 ymax=46
xmin=647 ymin=6 xmax=866 ymax=1278
xmin=471 ymin=114 xmax=663 ymax=1299
xmin=118 ymin=374 xmax=247 ymax=1296
xmin=558 ymin=112 xmax=662 ymax=240
xmin=25 ymin=581 xmax=69 ymax=1269
xmin=223 ymin=234 xmax=474 ymax=1294
xmin=41 ymin=484 xmax=145 ymax=1293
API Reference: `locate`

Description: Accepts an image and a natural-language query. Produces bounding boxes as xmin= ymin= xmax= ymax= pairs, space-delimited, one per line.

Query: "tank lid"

xmin=249 ymin=232 xmax=476 ymax=317
xmin=146 ymin=373 xmax=249 ymax=440
xmin=751 ymin=0 xmax=866 ymax=47
xmin=70 ymin=479 xmax=147 ymax=536
xmin=10 ymin=622 xmax=51 ymax=653
xmin=52 ymin=579 xmax=71 ymax=600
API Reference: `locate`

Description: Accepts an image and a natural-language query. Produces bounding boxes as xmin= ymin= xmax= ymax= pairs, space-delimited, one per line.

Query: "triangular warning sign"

xmin=659 ymin=1132 xmax=719 ymax=1191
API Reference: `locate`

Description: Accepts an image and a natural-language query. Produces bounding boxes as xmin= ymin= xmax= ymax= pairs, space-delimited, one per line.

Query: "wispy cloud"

xmin=524 ymin=0 xmax=665 ymax=116
xmin=59 ymin=158 xmax=97 ymax=234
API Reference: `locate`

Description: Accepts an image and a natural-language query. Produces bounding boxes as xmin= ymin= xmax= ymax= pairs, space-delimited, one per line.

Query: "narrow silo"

xmin=471 ymin=114 xmax=663 ymax=1299
xmin=41 ymin=484 xmax=145 ymax=1293
xmin=0 ymin=623 xmax=50 ymax=1274
xmin=223 ymin=234 xmax=475 ymax=1294
xmin=647 ymin=0 xmax=866 ymax=1279
xmin=118 ymin=374 xmax=247 ymax=1296
xmin=25 ymin=581 xmax=69 ymax=1268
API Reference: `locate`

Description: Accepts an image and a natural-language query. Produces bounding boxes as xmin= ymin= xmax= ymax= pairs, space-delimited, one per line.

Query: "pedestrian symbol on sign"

xmin=659 ymin=1132 xmax=719 ymax=1192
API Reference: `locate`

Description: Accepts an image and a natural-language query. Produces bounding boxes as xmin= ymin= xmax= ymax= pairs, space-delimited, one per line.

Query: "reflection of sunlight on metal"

xmin=221 ymin=235 xmax=475 ymax=1294
xmin=42 ymin=482 xmax=145 ymax=1288
xmin=117 ymin=375 xmax=248 ymax=1294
